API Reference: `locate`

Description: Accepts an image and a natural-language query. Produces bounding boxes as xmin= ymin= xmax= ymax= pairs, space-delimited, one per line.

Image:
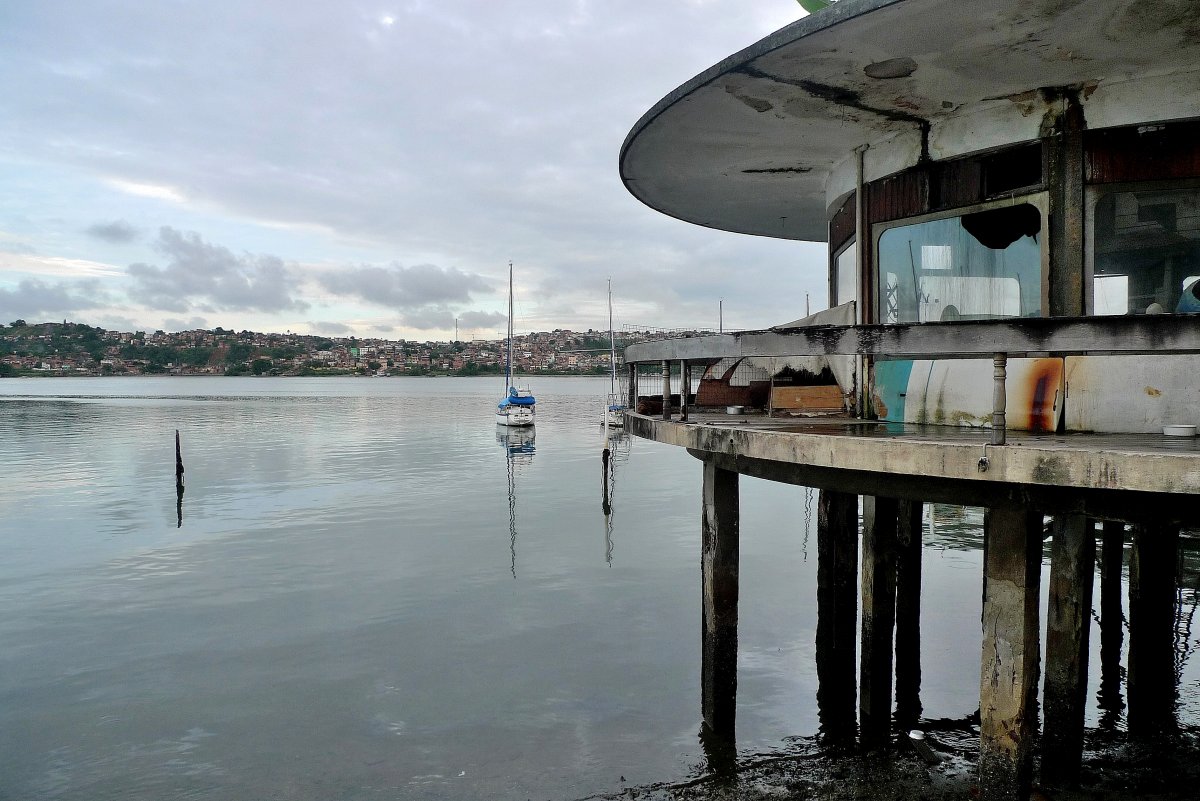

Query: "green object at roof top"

xmin=797 ymin=0 xmax=834 ymax=12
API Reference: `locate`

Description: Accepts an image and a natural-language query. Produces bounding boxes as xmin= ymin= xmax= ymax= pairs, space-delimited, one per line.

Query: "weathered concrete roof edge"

xmin=617 ymin=0 xmax=906 ymax=232
xmin=618 ymin=0 xmax=903 ymax=169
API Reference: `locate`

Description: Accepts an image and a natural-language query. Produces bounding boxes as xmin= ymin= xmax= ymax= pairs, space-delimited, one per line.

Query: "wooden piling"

xmin=978 ymin=507 xmax=1042 ymax=801
xmin=816 ymin=489 xmax=859 ymax=743
xmin=701 ymin=459 xmax=739 ymax=737
xmin=894 ymin=499 xmax=924 ymax=730
xmin=1097 ymin=521 xmax=1125 ymax=729
xmin=175 ymin=429 xmax=184 ymax=487
xmin=1042 ymin=513 xmax=1095 ymax=787
xmin=860 ymin=495 xmax=898 ymax=747
xmin=1127 ymin=523 xmax=1180 ymax=737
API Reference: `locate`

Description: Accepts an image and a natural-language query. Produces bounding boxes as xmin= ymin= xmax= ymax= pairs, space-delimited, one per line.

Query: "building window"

xmin=1092 ymin=186 xmax=1200 ymax=315
xmin=875 ymin=203 xmax=1043 ymax=323
xmin=834 ymin=241 xmax=857 ymax=307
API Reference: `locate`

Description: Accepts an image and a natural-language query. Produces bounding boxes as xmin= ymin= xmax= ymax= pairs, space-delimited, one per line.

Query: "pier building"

xmin=617 ymin=1 xmax=1200 ymax=799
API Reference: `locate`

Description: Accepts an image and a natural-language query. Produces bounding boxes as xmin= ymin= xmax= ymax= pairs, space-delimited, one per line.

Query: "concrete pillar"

xmin=978 ymin=507 xmax=1042 ymax=801
xmin=1041 ymin=513 xmax=1095 ymax=787
xmin=661 ymin=360 xmax=671 ymax=420
xmin=1045 ymin=92 xmax=1086 ymax=316
xmin=894 ymin=499 xmax=924 ymax=730
xmin=860 ymin=495 xmax=898 ymax=747
xmin=680 ymin=360 xmax=690 ymax=422
xmin=701 ymin=459 xmax=739 ymax=738
xmin=1097 ymin=521 xmax=1125 ymax=729
xmin=816 ymin=489 xmax=859 ymax=743
xmin=1127 ymin=523 xmax=1179 ymax=737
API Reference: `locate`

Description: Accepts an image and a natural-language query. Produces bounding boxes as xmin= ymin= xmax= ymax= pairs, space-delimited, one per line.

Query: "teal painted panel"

xmin=872 ymin=360 xmax=914 ymax=422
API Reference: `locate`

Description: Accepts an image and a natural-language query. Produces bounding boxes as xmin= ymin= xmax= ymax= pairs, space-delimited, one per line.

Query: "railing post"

xmin=991 ymin=353 xmax=1007 ymax=446
xmin=680 ymin=360 xmax=690 ymax=422
xmin=662 ymin=359 xmax=671 ymax=421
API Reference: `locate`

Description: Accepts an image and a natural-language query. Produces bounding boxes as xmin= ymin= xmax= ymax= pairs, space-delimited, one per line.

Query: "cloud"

xmin=162 ymin=316 xmax=209 ymax=331
xmin=318 ymin=263 xmax=493 ymax=309
xmin=0 ymin=278 xmax=108 ymax=320
xmin=127 ymin=227 xmax=309 ymax=314
xmin=399 ymin=308 xmax=454 ymax=330
xmin=457 ymin=310 xmax=506 ymax=329
xmin=85 ymin=219 xmax=140 ymax=243
xmin=308 ymin=320 xmax=351 ymax=335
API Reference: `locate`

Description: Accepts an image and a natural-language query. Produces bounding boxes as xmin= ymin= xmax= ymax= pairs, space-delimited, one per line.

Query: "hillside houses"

xmin=0 ymin=320 xmax=669 ymax=377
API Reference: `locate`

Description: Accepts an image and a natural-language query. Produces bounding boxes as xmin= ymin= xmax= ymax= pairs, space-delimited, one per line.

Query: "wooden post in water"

xmin=175 ymin=429 xmax=185 ymax=529
xmin=860 ymin=495 xmax=898 ymax=747
xmin=816 ymin=489 xmax=859 ymax=743
xmin=701 ymin=458 xmax=739 ymax=738
xmin=894 ymin=499 xmax=924 ymax=730
xmin=1097 ymin=521 xmax=1126 ymax=729
xmin=628 ymin=363 xmax=638 ymax=411
xmin=1127 ymin=522 xmax=1180 ymax=737
xmin=175 ymin=429 xmax=185 ymax=488
xmin=978 ymin=507 xmax=1042 ymax=801
xmin=1042 ymin=513 xmax=1095 ymax=787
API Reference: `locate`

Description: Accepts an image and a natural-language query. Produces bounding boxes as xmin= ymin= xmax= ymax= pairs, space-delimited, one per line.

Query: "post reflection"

xmin=600 ymin=431 xmax=630 ymax=565
xmin=496 ymin=427 xmax=535 ymax=579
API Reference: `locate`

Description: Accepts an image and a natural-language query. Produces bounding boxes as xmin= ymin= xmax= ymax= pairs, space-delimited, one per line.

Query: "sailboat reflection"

xmin=601 ymin=430 xmax=631 ymax=565
xmin=497 ymin=427 xmax=535 ymax=578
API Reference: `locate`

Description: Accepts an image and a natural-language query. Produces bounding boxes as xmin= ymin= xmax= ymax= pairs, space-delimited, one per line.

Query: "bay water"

xmin=0 ymin=376 xmax=1195 ymax=799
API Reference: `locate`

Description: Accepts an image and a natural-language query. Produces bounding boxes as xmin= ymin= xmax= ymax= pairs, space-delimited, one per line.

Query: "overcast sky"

xmin=0 ymin=1 xmax=826 ymax=340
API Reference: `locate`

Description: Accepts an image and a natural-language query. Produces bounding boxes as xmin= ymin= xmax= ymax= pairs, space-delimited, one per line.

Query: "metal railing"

xmin=623 ymin=315 xmax=1200 ymax=446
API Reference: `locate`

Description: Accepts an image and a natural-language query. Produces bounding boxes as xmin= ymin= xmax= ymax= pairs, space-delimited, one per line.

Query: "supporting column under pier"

xmin=701 ymin=459 xmax=740 ymax=739
xmin=816 ymin=489 xmax=859 ymax=743
xmin=1041 ymin=513 xmax=1095 ymax=787
xmin=894 ymin=499 xmax=924 ymax=730
xmin=1127 ymin=523 xmax=1180 ymax=737
xmin=860 ymin=495 xmax=898 ymax=747
xmin=1097 ymin=521 xmax=1126 ymax=729
xmin=978 ymin=507 xmax=1042 ymax=801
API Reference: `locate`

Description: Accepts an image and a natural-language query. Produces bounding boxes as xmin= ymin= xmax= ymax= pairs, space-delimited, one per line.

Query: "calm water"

xmin=0 ymin=376 xmax=1196 ymax=799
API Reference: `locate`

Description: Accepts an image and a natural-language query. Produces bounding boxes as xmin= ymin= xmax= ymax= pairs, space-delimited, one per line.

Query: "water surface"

xmin=0 ymin=376 xmax=1195 ymax=799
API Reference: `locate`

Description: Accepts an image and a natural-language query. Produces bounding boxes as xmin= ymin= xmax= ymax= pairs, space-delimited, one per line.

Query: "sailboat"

xmin=496 ymin=261 xmax=536 ymax=427
xmin=602 ymin=278 xmax=626 ymax=429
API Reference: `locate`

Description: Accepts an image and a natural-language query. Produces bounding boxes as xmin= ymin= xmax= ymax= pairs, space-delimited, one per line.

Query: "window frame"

xmin=870 ymin=192 xmax=1050 ymax=324
xmin=1084 ymin=177 xmax=1200 ymax=316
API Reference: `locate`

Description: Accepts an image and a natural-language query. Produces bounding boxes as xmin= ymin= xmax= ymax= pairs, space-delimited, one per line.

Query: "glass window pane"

xmin=1093 ymin=187 xmax=1200 ymax=315
xmin=835 ymin=242 xmax=857 ymax=306
xmin=876 ymin=204 xmax=1042 ymax=323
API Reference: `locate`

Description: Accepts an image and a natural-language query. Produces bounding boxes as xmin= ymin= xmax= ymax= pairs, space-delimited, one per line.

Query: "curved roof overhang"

xmin=619 ymin=0 xmax=1200 ymax=243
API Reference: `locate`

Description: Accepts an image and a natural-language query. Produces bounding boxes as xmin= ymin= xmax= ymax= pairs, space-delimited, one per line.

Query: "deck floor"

xmin=668 ymin=411 xmax=1200 ymax=456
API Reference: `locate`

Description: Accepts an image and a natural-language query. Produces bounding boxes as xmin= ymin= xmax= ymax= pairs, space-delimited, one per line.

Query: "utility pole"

xmin=719 ymin=299 xmax=723 ymax=333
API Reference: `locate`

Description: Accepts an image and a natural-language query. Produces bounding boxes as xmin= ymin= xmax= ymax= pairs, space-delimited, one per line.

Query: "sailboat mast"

xmin=608 ymin=278 xmax=616 ymax=395
xmin=506 ymin=261 xmax=514 ymax=393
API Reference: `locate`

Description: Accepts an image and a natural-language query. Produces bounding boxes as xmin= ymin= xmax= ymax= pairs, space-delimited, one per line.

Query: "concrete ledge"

xmin=627 ymin=413 xmax=1200 ymax=520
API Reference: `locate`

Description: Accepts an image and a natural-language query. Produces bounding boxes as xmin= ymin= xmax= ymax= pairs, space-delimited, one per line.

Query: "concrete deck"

xmin=627 ymin=412 xmax=1200 ymax=522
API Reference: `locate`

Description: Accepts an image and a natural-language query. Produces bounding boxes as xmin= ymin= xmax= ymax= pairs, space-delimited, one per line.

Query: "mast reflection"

xmin=601 ymin=431 xmax=630 ymax=565
xmin=497 ymin=427 xmax=535 ymax=578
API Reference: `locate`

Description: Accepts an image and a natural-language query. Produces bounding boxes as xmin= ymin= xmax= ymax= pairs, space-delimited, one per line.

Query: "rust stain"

xmin=1022 ymin=358 xmax=1064 ymax=433
xmin=1145 ymin=386 xmax=1163 ymax=397
xmin=873 ymin=393 xmax=889 ymax=419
